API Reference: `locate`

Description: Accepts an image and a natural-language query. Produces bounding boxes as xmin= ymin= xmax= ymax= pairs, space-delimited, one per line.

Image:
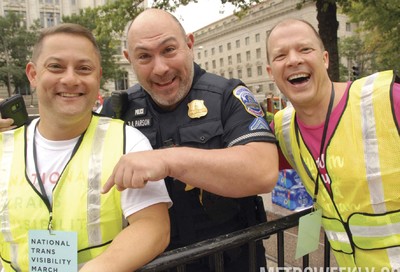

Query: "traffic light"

xmin=352 ymin=65 xmax=360 ymax=80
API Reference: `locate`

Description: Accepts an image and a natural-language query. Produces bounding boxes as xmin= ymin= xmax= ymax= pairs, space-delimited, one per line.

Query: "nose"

xmin=60 ymin=67 xmax=80 ymax=86
xmin=286 ymin=50 xmax=303 ymax=66
xmin=152 ymin=56 xmax=169 ymax=76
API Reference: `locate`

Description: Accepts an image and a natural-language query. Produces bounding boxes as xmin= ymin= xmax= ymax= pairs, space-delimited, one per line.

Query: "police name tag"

xmin=295 ymin=209 xmax=322 ymax=259
xmin=29 ymin=230 xmax=78 ymax=272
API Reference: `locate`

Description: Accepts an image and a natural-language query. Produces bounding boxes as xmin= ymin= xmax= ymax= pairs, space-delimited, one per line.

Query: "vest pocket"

xmin=322 ymin=217 xmax=353 ymax=254
xmin=348 ymin=210 xmax=400 ymax=250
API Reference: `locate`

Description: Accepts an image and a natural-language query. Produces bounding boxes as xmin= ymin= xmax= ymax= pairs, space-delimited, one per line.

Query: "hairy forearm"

xmin=165 ymin=142 xmax=279 ymax=197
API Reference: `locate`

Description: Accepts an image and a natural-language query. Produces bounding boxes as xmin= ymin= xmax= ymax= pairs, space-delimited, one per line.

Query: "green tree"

xmin=62 ymin=8 xmax=128 ymax=91
xmin=0 ymin=13 xmax=39 ymax=97
xmin=338 ymin=35 xmax=368 ymax=80
xmin=341 ymin=0 xmax=400 ymax=73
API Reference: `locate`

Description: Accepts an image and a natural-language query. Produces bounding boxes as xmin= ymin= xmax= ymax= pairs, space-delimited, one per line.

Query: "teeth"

xmin=60 ymin=93 xmax=80 ymax=97
xmin=288 ymin=73 xmax=309 ymax=80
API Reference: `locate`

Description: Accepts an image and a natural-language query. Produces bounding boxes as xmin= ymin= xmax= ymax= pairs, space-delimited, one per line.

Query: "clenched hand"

xmin=102 ymin=150 xmax=170 ymax=193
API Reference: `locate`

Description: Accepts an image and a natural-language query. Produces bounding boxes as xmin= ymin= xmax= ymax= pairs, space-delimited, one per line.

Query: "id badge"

xmin=29 ymin=230 xmax=78 ymax=272
xmin=295 ymin=208 xmax=322 ymax=259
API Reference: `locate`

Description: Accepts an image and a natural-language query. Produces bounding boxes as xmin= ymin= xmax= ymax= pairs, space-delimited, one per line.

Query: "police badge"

xmin=187 ymin=100 xmax=208 ymax=118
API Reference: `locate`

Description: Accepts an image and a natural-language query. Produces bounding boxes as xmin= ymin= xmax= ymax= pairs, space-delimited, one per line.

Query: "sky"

xmin=148 ymin=0 xmax=236 ymax=33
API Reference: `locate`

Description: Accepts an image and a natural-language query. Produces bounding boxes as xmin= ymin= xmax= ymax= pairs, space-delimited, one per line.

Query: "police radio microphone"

xmin=111 ymin=91 xmax=128 ymax=119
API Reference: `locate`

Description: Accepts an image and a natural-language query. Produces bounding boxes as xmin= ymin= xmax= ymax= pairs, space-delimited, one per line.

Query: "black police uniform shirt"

xmin=101 ymin=63 xmax=277 ymax=248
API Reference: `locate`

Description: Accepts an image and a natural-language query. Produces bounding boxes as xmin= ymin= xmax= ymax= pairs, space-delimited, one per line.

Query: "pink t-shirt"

xmin=297 ymin=81 xmax=400 ymax=160
xmin=272 ymin=81 xmax=400 ymax=175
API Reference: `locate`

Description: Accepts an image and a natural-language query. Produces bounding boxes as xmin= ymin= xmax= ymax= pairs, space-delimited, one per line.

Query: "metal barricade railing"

xmin=138 ymin=207 xmax=331 ymax=272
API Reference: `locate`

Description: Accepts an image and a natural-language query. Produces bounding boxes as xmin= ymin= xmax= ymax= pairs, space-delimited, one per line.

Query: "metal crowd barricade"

xmin=138 ymin=207 xmax=331 ymax=272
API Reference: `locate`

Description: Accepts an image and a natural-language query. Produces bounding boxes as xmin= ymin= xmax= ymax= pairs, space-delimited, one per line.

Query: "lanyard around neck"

xmin=32 ymin=121 xmax=84 ymax=231
xmin=294 ymin=83 xmax=335 ymax=204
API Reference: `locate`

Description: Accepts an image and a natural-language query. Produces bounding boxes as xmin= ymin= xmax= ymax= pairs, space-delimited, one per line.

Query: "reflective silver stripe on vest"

xmin=325 ymin=230 xmax=351 ymax=244
xmin=360 ymin=72 xmax=400 ymax=268
xmin=389 ymin=247 xmax=400 ymax=269
xmin=0 ymin=132 xmax=21 ymax=271
xmin=87 ymin=118 xmax=110 ymax=246
xmin=360 ymin=73 xmax=386 ymax=214
xmin=282 ymin=106 xmax=296 ymax=165
xmin=351 ymin=222 xmax=400 ymax=237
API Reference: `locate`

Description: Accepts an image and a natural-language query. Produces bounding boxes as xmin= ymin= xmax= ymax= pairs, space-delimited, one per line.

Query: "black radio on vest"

xmin=111 ymin=91 xmax=128 ymax=119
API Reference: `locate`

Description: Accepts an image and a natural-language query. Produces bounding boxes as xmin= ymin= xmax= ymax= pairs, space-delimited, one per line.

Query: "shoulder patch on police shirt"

xmin=233 ymin=86 xmax=265 ymax=117
xmin=249 ymin=117 xmax=271 ymax=131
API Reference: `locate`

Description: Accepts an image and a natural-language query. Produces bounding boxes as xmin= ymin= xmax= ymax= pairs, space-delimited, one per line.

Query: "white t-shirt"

xmin=25 ymin=118 xmax=172 ymax=219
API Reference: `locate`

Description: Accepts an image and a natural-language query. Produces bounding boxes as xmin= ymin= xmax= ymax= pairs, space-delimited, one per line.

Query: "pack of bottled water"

xmin=272 ymin=169 xmax=313 ymax=211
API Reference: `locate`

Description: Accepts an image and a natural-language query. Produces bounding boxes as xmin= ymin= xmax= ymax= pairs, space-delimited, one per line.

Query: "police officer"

xmin=101 ymin=8 xmax=279 ymax=271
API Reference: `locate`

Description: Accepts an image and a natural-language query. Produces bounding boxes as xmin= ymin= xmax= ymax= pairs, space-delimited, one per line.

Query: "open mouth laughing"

xmin=288 ymin=73 xmax=310 ymax=85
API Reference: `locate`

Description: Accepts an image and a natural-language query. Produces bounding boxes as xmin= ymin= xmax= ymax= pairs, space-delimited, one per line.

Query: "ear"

xmin=323 ymin=50 xmax=329 ymax=70
xmin=26 ymin=62 xmax=37 ymax=88
xmin=266 ymin=65 xmax=274 ymax=81
xmin=186 ymin=33 xmax=195 ymax=50
xmin=123 ymin=49 xmax=130 ymax=63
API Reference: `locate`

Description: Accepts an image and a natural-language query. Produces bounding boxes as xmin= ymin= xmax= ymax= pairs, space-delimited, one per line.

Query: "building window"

xmin=40 ymin=12 xmax=60 ymax=27
xmin=256 ymin=48 xmax=261 ymax=59
xmin=219 ymin=58 xmax=224 ymax=67
xmin=237 ymin=69 xmax=242 ymax=79
xmin=205 ymin=62 xmax=209 ymax=70
xmin=257 ymin=66 xmax=263 ymax=76
xmin=212 ymin=60 xmax=216 ymax=69
xmin=236 ymin=39 xmax=240 ymax=48
xmin=204 ymin=50 xmax=208 ymax=58
xmin=245 ymin=36 xmax=250 ymax=45
xmin=236 ymin=53 xmax=241 ymax=64
xmin=115 ymin=71 xmax=129 ymax=90
xmin=255 ymin=33 xmax=260 ymax=42
xmin=227 ymin=42 xmax=231 ymax=50
xmin=40 ymin=0 xmax=60 ymax=3
xmin=219 ymin=45 xmax=223 ymax=53
xmin=211 ymin=47 xmax=215 ymax=55
xmin=228 ymin=55 xmax=232 ymax=65
xmin=346 ymin=22 xmax=351 ymax=32
xmin=229 ymin=71 xmax=233 ymax=78
xmin=197 ymin=52 xmax=201 ymax=59
xmin=246 ymin=51 xmax=251 ymax=62
xmin=247 ymin=67 xmax=252 ymax=78
xmin=269 ymin=83 xmax=275 ymax=91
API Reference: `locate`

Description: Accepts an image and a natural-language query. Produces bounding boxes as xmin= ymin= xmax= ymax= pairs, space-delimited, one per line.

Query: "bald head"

xmin=127 ymin=9 xmax=186 ymax=47
xmin=122 ymin=8 xmax=195 ymax=110
xmin=266 ymin=19 xmax=325 ymax=64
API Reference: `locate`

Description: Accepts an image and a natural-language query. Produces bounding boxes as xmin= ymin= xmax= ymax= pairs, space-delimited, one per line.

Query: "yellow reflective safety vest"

xmin=274 ymin=70 xmax=400 ymax=269
xmin=0 ymin=116 xmax=125 ymax=271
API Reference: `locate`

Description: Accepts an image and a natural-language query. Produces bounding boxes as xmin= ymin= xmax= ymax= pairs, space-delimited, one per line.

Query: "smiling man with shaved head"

xmin=101 ymin=8 xmax=279 ymax=271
